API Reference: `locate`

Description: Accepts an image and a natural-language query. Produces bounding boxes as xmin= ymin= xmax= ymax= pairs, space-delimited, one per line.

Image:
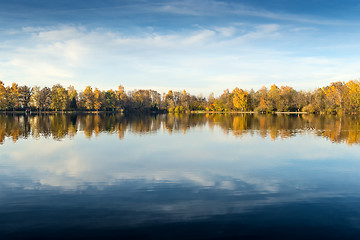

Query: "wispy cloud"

xmin=0 ymin=22 xmax=359 ymax=95
xmin=215 ymin=26 xmax=236 ymax=37
xmin=144 ymin=0 xmax=353 ymax=26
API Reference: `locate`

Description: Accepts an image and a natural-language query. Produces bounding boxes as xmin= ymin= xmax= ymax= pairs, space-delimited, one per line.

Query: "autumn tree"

xmin=0 ymin=81 xmax=6 ymax=110
xmin=278 ymin=86 xmax=297 ymax=112
xmin=294 ymin=90 xmax=308 ymax=112
xmin=311 ymin=88 xmax=327 ymax=113
xmin=51 ymin=84 xmax=68 ymax=111
xmin=323 ymin=82 xmax=347 ymax=113
xmin=206 ymin=92 xmax=215 ymax=111
xmin=254 ymin=86 xmax=268 ymax=113
xmin=39 ymin=87 xmax=52 ymax=110
xmin=115 ymin=85 xmax=127 ymax=110
xmin=7 ymin=83 xmax=20 ymax=110
xmin=19 ymin=85 xmax=31 ymax=109
xmin=93 ymin=88 xmax=103 ymax=111
xmin=190 ymin=94 xmax=206 ymax=111
xmin=149 ymin=90 xmax=161 ymax=111
xmin=129 ymin=89 xmax=152 ymax=111
xmin=104 ymin=89 xmax=116 ymax=110
xmin=164 ymin=90 xmax=175 ymax=111
xmin=345 ymin=80 xmax=360 ymax=113
xmin=247 ymin=89 xmax=256 ymax=111
xmin=232 ymin=87 xmax=248 ymax=111
xmin=210 ymin=89 xmax=233 ymax=111
xmin=82 ymin=86 xmax=94 ymax=110
xmin=267 ymin=84 xmax=280 ymax=112
xmin=67 ymin=85 xmax=78 ymax=110
xmin=1 ymin=79 xmax=360 ymax=114
xmin=30 ymin=86 xmax=41 ymax=110
xmin=179 ymin=90 xmax=190 ymax=111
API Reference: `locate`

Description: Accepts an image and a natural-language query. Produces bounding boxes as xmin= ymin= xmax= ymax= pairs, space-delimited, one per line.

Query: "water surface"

xmin=1 ymin=113 xmax=360 ymax=239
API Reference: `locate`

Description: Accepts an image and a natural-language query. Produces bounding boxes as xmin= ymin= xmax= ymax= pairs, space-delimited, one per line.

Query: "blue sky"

xmin=1 ymin=0 xmax=360 ymax=96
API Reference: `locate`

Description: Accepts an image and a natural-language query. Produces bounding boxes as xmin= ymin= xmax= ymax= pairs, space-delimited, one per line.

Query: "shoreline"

xmin=1 ymin=110 xmax=310 ymax=115
xmin=190 ymin=111 xmax=308 ymax=114
xmin=0 ymin=110 xmax=122 ymax=114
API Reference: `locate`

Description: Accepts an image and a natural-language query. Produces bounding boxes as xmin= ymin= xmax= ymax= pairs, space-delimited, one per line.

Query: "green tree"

xmin=69 ymin=96 xmax=77 ymax=110
xmin=104 ymin=89 xmax=116 ymax=110
xmin=67 ymin=85 xmax=78 ymax=110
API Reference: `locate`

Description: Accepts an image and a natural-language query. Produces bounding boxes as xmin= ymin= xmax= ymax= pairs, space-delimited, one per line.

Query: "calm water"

xmin=1 ymin=113 xmax=360 ymax=239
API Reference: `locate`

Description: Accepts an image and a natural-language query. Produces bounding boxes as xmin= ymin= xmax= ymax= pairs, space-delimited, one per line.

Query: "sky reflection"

xmin=1 ymin=115 xmax=360 ymax=192
xmin=1 ymin=114 xmax=360 ymax=239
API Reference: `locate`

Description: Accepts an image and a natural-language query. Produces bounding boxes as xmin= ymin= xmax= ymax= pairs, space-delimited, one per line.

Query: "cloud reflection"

xmin=1 ymin=114 xmax=360 ymax=232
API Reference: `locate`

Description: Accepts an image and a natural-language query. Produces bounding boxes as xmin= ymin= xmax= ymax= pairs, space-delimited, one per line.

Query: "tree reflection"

xmin=1 ymin=113 xmax=360 ymax=145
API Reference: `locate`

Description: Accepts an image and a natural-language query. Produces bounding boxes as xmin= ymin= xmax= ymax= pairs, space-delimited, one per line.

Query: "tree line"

xmin=1 ymin=80 xmax=360 ymax=114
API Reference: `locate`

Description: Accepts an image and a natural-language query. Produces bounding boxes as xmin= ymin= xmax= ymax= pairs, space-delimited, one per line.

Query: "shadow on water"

xmin=1 ymin=113 xmax=360 ymax=145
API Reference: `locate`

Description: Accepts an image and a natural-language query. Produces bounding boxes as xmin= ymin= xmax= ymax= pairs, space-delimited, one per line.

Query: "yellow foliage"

xmin=232 ymin=87 xmax=248 ymax=111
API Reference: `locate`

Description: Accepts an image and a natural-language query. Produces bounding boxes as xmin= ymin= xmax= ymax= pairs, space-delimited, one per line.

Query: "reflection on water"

xmin=1 ymin=113 xmax=360 ymax=145
xmin=1 ymin=113 xmax=360 ymax=239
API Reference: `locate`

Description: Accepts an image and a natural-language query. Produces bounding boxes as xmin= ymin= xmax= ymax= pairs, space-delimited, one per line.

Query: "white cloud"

xmin=9 ymin=59 xmax=74 ymax=79
xmin=235 ymin=24 xmax=281 ymax=42
xmin=22 ymin=26 xmax=46 ymax=33
xmin=145 ymin=0 xmax=349 ymax=26
xmin=0 ymin=24 xmax=359 ymax=95
xmin=290 ymin=27 xmax=318 ymax=32
xmin=36 ymin=26 xmax=86 ymax=41
xmin=182 ymin=29 xmax=216 ymax=45
xmin=154 ymin=0 xmax=228 ymax=16
xmin=215 ymin=26 xmax=236 ymax=37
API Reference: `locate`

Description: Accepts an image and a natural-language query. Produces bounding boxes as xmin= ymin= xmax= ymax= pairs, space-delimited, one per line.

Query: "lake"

xmin=1 ymin=113 xmax=360 ymax=239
